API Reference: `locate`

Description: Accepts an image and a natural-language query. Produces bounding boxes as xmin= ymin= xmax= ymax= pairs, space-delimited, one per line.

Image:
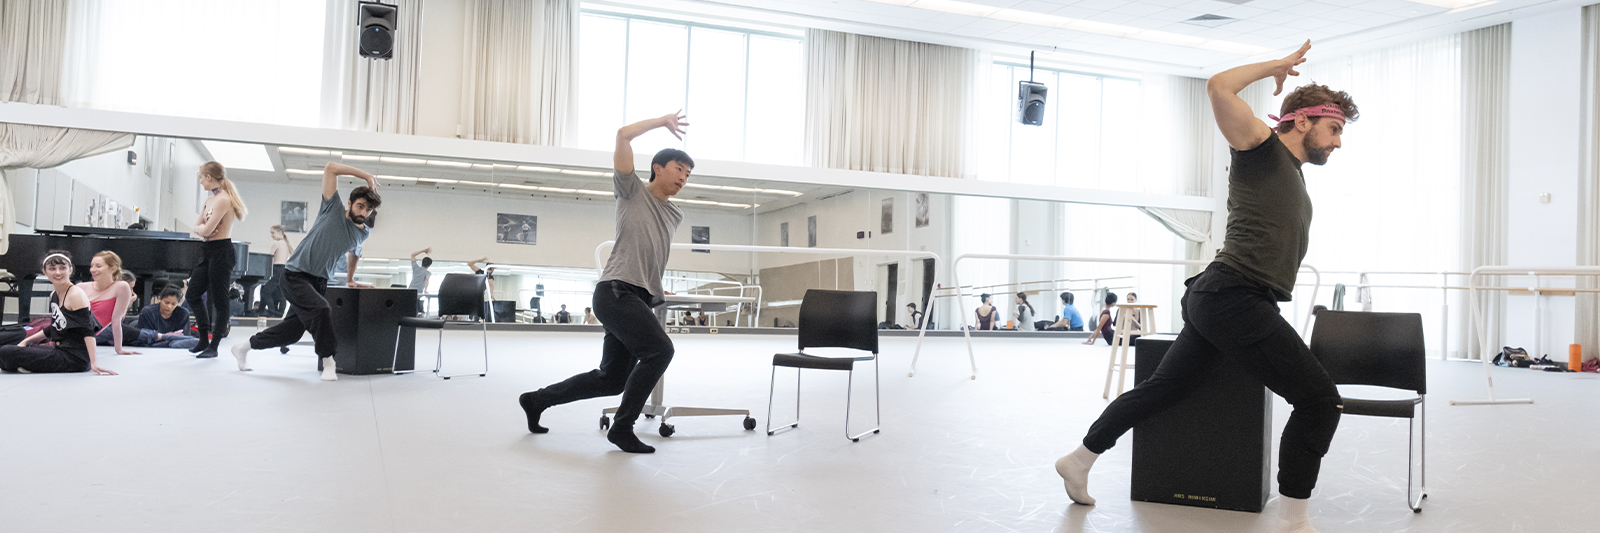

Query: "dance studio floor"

xmin=1 ymin=328 xmax=1594 ymax=532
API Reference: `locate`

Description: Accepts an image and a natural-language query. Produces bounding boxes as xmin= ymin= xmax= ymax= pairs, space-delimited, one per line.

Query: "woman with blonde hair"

xmin=262 ymin=224 xmax=294 ymax=316
xmin=76 ymin=251 xmax=145 ymax=354
xmin=187 ymin=161 xmax=248 ymax=358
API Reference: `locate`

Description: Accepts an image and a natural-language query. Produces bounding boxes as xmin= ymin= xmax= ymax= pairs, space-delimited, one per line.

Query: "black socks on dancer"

xmin=520 ymin=390 xmax=655 ymax=453
xmin=606 ymin=428 xmax=655 ymax=454
xmin=518 ymin=392 xmax=550 ymax=434
xmin=189 ymin=331 xmax=211 ymax=354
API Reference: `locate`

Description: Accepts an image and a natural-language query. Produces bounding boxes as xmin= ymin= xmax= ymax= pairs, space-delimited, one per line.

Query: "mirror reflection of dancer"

xmin=231 ymin=163 xmax=380 ymax=381
xmin=0 ymin=251 xmax=116 ymax=375
xmin=187 ymin=162 xmax=248 ymax=358
xmin=519 ymin=110 xmax=692 ymax=454
xmin=262 ymin=225 xmax=294 ymax=317
xmin=1055 ymin=41 xmax=1356 ymax=533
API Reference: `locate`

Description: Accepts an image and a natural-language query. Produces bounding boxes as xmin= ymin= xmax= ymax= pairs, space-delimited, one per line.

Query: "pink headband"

xmin=1269 ymin=103 xmax=1346 ymax=126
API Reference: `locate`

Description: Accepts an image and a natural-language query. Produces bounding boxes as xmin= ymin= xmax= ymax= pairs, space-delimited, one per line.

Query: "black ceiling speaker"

xmin=1018 ymin=51 xmax=1047 ymax=126
xmin=358 ymin=2 xmax=397 ymax=59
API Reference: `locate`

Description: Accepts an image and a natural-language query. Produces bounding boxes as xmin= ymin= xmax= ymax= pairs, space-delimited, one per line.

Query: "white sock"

xmin=1054 ymin=444 xmax=1099 ymax=505
xmin=231 ymin=342 xmax=252 ymax=372
xmin=1278 ymin=496 xmax=1319 ymax=533
xmin=320 ymin=357 xmax=338 ymax=381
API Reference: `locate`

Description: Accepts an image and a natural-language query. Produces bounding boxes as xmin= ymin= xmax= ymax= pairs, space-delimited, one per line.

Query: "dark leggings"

xmin=0 ymin=345 xmax=88 ymax=373
xmin=1081 ymin=262 xmax=1342 ymax=500
xmin=531 ymin=280 xmax=674 ymax=429
xmin=186 ymin=239 xmax=237 ymax=338
xmin=249 ymin=271 xmax=335 ymax=356
xmin=261 ymin=264 xmax=288 ymax=317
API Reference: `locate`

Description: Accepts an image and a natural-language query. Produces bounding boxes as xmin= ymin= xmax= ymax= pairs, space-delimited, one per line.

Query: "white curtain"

xmin=1459 ymin=23 xmax=1511 ymax=359
xmin=804 ymin=29 xmax=980 ymax=179
xmin=459 ymin=0 xmax=575 ymax=145
xmin=321 ymin=0 xmax=422 ymax=134
xmin=62 ymin=0 xmax=326 ymax=127
xmin=1579 ymin=7 xmax=1600 ymax=363
xmin=0 ymin=124 xmax=133 ymax=170
xmin=1137 ymin=74 xmax=1215 ymax=263
xmin=0 ymin=0 xmax=69 ymax=105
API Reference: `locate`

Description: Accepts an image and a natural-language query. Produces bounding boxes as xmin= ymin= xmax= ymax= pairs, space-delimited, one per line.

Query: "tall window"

xmin=64 ymin=0 xmax=326 ymax=127
xmin=977 ymin=63 xmax=1151 ymax=192
xmin=576 ymin=12 xmax=803 ymax=165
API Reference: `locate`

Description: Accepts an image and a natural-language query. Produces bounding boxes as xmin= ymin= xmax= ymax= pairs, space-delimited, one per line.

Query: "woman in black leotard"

xmin=0 ymin=250 xmax=117 ymax=375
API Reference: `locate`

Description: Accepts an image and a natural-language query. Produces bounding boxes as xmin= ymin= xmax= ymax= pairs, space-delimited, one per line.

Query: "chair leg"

xmin=845 ymin=360 xmax=881 ymax=442
xmin=432 ymin=328 xmax=444 ymax=378
xmin=765 ymin=366 xmax=802 ymax=436
xmin=479 ymin=319 xmax=489 ymax=377
xmin=1408 ymin=396 xmax=1427 ymax=512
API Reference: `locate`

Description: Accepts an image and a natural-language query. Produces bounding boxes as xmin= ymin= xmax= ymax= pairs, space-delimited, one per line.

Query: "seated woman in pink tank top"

xmin=75 ymin=251 xmax=147 ymax=355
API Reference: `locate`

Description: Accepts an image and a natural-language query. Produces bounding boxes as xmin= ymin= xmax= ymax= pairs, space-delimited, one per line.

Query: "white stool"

xmin=1103 ymin=303 xmax=1157 ymax=399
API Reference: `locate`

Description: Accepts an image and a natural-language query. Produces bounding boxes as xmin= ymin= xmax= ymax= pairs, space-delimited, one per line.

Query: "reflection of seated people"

xmin=554 ymin=305 xmax=572 ymax=324
xmin=583 ymin=307 xmax=600 ymax=325
xmin=1046 ymin=292 xmax=1085 ymax=331
xmin=1083 ymin=292 xmax=1118 ymax=345
xmin=904 ymin=303 xmax=924 ymax=329
xmin=974 ymin=293 xmax=999 ymax=330
xmin=697 ymin=313 xmax=708 ymax=326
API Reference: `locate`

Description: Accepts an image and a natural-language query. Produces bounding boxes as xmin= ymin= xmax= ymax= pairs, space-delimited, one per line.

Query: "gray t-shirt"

xmin=286 ymin=195 xmax=370 ymax=280
xmin=409 ymin=260 xmax=429 ymax=291
xmin=1213 ymin=133 xmax=1312 ymax=301
xmin=599 ymin=170 xmax=682 ymax=306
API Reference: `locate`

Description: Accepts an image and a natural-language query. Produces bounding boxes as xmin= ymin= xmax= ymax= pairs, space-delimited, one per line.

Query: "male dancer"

xmin=232 ymin=162 xmax=380 ymax=381
xmin=1054 ymin=41 xmax=1357 ymax=533
xmin=518 ymin=110 xmax=691 ymax=454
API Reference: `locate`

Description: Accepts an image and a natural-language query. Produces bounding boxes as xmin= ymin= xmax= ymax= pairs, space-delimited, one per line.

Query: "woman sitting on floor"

xmin=0 ymin=250 xmax=117 ymax=375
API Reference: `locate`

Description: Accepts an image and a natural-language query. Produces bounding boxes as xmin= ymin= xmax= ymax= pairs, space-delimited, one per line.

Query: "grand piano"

xmin=0 ymin=226 xmax=251 ymax=323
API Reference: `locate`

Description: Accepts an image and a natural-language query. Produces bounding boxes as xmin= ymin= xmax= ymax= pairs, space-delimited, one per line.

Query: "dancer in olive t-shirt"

xmin=1054 ymin=41 xmax=1360 ymax=533
xmin=518 ymin=110 xmax=693 ymax=454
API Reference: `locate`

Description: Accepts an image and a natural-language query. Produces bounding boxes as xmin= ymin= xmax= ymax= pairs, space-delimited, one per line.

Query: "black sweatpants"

xmin=248 ymin=271 xmax=336 ymax=357
xmin=0 ymin=345 xmax=88 ymax=373
xmin=261 ymin=264 xmax=288 ymax=316
xmin=186 ymin=239 xmax=237 ymax=338
xmin=533 ymin=280 xmax=674 ymax=429
xmin=1081 ymin=262 xmax=1342 ymax=500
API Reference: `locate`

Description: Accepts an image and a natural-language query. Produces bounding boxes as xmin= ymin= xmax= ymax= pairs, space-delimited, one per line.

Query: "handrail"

xmin=594 ymin=241 xmax=951 ymax=376
xmin=1457 ymin=266 xmax=1600 ymax=406
xmin=915 ymin=253 xmax=1321 ymax=381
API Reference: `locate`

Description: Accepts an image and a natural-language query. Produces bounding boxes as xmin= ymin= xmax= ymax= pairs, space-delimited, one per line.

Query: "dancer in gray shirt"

xmin=518 ymin=111 xmax=691 ymax=454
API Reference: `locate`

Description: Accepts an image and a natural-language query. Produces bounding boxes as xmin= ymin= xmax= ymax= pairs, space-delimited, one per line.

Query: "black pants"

xmin=261 ymin=264 xmax=288 ymax=316
xmin=1082 ymin=262 xmax=1342 ymax=500
xmin=248 ymin=271 xmax=336 ymax=357
xmin=0 ymin=345 xmax=88 ymax=373
xmin=533 ymin=281 xmax=674 ymax=429
xmin=186 ymin=239 xmax=237 ymax=338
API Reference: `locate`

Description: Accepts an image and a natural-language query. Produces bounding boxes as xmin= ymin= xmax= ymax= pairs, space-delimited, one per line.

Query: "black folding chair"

xmin=766 ymin=289 xmax=881 ymax=442
xmin=393 ymin=273 xmax=489 ymax=379
xmin=1309 ymin=309 xmax=1428 ymax=512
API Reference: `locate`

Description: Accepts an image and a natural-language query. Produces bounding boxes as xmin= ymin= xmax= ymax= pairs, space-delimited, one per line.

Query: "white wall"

xmin=1507 ymin=8 xmax=1583 ymax=354
xmin=230 ymin=179 xmax=755 ymax=275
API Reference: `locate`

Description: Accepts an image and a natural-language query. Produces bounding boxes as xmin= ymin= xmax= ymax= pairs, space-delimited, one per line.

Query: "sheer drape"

xmin=1459 ymin=24 xmax=1511 ymax=359
xmin=459 ymin=0 xmax=575 ymax=145
xmin=322 ymin=0 xmax=422 ymax=134
xmin=0 ymin=0 xmax=69 ymax=105
xmin=804 ymin=29 xmax=979 ymax=179
xmin=1137 ymin=74 xmax=1215 ymax=265
xmin=1578 ymin=8 xmax=1600 ymax=362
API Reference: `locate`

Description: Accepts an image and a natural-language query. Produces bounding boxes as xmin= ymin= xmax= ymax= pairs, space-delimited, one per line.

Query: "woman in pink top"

xmin=77 ymin=251 xmax=142 ymax=355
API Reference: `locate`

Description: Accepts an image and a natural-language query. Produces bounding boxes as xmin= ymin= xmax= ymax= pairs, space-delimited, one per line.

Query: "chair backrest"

xmin=437 ymin=273 xmax=487 ymax=317
xmin=797 ymin=289 xmax=878 ymax=354
xmin=1308 ymin=310 xmax=1426 ymax=394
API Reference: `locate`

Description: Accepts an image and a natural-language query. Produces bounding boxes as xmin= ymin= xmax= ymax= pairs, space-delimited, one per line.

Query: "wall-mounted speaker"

xmin=1018 ymin=80 xmax=1048 ymax=126
xmin=358 ymin=2 xmax=397 ymax=60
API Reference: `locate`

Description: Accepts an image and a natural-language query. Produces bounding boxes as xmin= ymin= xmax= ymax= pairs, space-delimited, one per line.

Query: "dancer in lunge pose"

xmin=518 ymin=110 xmax=692 ymax=454
xmin=230 ymin=163 xmax=379 ymax=380
xmin=1054 ymin=41 xmax=1357 ymax=533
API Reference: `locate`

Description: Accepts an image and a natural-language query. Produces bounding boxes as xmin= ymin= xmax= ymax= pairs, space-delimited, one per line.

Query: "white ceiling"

xmin=617 ymin=0 xmax=1565 ymax=73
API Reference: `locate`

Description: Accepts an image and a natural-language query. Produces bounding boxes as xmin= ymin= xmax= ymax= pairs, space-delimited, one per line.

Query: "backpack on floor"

xmin=1493 ymin=346 xmax=1531 ymax=367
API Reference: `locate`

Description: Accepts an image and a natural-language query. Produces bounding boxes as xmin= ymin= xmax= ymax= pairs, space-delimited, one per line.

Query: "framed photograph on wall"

xmin=691 ymin=226 xmax=710 ymax=253
xmin=915 ymin=193 xmax=930 ymax=228
xmin=881 ymin=197 xmax=894 ymax=234
xmin=281 ymin=201 xmax=308 ymax=233
xmin=780 ymin=222 xmax=789 ymax=247
xmin=497 ymin=213 xmax=538 ymax=245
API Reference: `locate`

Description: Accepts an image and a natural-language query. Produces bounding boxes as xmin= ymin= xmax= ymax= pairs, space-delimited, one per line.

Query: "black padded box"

xmin=1130 ymin=334 xmax=1272 ymax=512
xmin=326 ymin=287 xmax=416 ymax=375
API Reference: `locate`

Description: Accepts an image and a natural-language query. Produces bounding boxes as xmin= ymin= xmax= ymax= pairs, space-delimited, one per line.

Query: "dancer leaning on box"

xmin=518 ymin=110 xmax=693 ymax=454
xmin=230 ymin=163 xmax=380 ymax=381
xmin=1054 ymin=41 xmax=1359 ymax=533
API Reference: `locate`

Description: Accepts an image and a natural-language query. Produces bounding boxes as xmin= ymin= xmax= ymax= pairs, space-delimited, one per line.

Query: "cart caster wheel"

xmin=873 ymin=429 xmax=880 ymax=434
xmin=443 ymin=376 xmax=451 ymax=380
xmin=743 ymin=417 xmax=757 ymax=431
xmin=1413 ymin=508 xmax=1422 ymax=514
xmin=659 ymin=423 xmax=675 ymax=438
xmin=479 ymin=373 xmax=486 ymax=377
xmin=279 ymin=347 xmax=290 ymax=354
xmin=790 ymin=423 xmax=798 ymax=428
xmin=599 ymin=416 xmax=610 ymax=430
xmin=851 ymin=438 xmax=860 ymax=442
xmin=766 ymin=431 xmax=775 ymax=436
xmin=645 ymin=414 xmax=654 ymax=419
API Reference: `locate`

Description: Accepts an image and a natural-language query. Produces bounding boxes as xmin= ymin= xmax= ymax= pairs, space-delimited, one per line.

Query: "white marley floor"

xmin=2 ymin=328 xmax=1596 ymax=533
